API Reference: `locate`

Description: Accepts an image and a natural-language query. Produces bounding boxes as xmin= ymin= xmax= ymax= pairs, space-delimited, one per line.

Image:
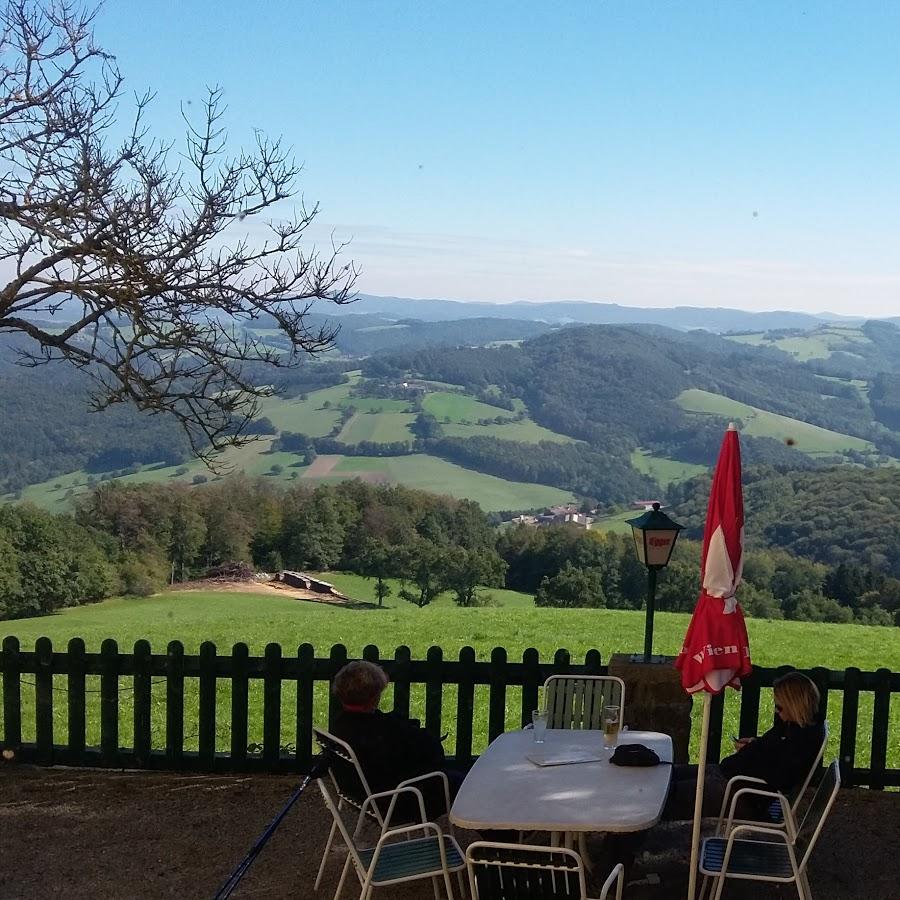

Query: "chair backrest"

xmin=793 ymin=760 xmax=840 ymax=872
xmin=313 ymin=726 xmax=383 ymax=826
xmin=789 ymin=720 xmax=829 ymax=814
xmin=543 ymin=676 xmax=625 ymax=730
xmin=466 ymin=841 xmax=587 ymax=900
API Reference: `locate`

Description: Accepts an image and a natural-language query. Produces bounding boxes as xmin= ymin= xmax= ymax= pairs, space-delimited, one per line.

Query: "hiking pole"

xmin=212 ymin=753 xmax=330 ymax=900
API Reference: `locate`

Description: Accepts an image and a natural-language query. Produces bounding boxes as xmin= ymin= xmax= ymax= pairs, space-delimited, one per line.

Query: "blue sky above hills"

xmin=99 ymin=2 xmax=900 ymax=316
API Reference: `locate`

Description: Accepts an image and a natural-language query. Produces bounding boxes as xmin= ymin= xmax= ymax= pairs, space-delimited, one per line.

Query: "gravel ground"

xmin=0 ymin=766 xmax=897 ymax=899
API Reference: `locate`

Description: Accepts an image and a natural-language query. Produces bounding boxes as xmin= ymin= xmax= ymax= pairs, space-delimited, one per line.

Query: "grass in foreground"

xmin=2 ymin=591 xmax=898 ymax=768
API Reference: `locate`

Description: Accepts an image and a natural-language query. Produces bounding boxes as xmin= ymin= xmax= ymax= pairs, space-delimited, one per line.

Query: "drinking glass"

xmin=602 ymin=704 xmax=620 ymax=749
xmin=532 ymin=709 xmax=548 ymax=743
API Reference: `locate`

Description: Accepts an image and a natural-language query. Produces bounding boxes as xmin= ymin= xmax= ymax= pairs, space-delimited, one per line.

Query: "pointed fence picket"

xmin=0 ymin=635 xmax=897 ymax=788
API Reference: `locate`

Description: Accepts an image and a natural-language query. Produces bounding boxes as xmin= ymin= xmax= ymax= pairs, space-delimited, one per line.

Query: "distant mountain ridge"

xmin=344 ymin=294 xmax=866 ymax=332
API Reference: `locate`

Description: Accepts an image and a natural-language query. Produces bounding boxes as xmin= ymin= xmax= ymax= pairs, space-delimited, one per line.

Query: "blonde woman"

xmin=720 ymin=671 xmax=824 ymax=793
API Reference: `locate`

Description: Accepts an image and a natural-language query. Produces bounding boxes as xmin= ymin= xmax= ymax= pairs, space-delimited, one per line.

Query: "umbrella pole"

xmin=687 ymin=692 xmax=711 ymax=900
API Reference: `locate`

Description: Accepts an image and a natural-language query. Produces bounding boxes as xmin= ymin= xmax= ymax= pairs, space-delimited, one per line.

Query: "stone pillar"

xmin=608 ymin=653 xmax=693 ymax=763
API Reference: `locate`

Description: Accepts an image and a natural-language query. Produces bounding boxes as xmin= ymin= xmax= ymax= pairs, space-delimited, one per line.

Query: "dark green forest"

xmin=2 ymin=476 xmax=898 ymax=627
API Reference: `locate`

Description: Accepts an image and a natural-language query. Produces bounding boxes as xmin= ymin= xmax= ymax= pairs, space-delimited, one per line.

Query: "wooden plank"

xmin=166 ymin=641 xmax=184 ymax=767
xmin=327 ymin=645 xmax=348 ymax=730
xmin=100 ymin=639 xmax=119 ymax=766
xmin=738 ymin=667 xmax=761 ymax=739
xmin=707 ymin=691 xmax=726 ymax=764
xmin=811 ymin=666 xmax=831 ymax=722
xmin=424 ymin=646 xmax=443 ymax=738
xmin=488 ymin=647 xmax=508 ymax=742
xmin=198 ymin=642 xmax=217 ymax=768
xmin=392 ymin=646 xmax=411 ymax=719
xmin=869 ymin=668 xmax=891 ymax=791
xmin=520 ymin=648 xmax=540 ymax=729
xmin=295 ymin=644 xmax=315 ymax=767
xmin=454 ymin=647 xmax=476 ymax=764
xmin=262 ymin=643 xmax=282 ymax=766
xmin=230 ymin=643 xmax=249 ymax=764
xmin=838 ymin=667 xmax=860 ymax=788
xmin=133 ymin=640 xmax=152 ymax=768
xmin=1 ymin=636 xmax=22 ymax=752
xmin=67 ymin=638 xmax=87 ymax=763
xmin=34 ymin=637 xmax=54 ymax=765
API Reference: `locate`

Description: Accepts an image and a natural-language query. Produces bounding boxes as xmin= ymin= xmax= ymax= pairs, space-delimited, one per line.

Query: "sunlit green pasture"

xmin=676 ymin=389 xmax=873 ymax=455
xmin=630 ymin=449 xmax=708 ymax=486
xmin=3 ymin=590 xmax=897 ymax=770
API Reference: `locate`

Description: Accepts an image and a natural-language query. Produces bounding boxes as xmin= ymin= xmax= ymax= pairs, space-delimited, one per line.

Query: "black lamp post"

xmin=626 ymin=502 xmax=684 ymax=662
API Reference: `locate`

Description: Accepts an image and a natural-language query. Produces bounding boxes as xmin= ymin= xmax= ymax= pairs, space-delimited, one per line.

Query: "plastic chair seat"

xmin=358 ymin=834 xmax=464 ymax=883
xmin=701 ymin=837 xmax=795 ymax=879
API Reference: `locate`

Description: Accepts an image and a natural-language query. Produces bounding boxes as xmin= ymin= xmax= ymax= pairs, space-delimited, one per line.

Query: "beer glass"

xmin=602 ymin=704 xmax=620 ymax=749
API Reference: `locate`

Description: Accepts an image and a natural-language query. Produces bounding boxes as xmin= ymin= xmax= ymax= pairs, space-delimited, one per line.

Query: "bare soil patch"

xmin=170 ymin=579 xmax=372 ymax=608
xmin=302 ymin=454 xmax=341 ymax=478
xmin=0 ymin=766 xmax=897 ymax=900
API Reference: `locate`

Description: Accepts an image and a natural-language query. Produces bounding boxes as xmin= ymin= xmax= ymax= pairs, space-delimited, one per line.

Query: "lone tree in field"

xmin=0 ymin=2 xmax=356 ymax=459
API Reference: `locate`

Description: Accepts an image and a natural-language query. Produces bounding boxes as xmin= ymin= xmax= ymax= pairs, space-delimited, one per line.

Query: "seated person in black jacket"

xmin=666 ymin=671 xmax=824 ymax=820
xmin=331 ymin=660 xmax=460 ymax=821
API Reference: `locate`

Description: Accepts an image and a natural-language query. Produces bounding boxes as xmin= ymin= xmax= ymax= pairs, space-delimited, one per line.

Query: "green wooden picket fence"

xmin=1 ymin=636 xmax=897 ymax=789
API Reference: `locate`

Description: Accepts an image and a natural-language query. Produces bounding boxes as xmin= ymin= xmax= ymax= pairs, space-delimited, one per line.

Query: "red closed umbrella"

xmin=675 ymin=423 xmax=752 ymax=900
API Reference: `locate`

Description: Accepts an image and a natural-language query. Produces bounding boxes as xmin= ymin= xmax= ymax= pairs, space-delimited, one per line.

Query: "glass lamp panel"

xmin=645 ymin=529 xmax=676 ymax=567
xmin=630 ymin=528 xmax=648 ymax=565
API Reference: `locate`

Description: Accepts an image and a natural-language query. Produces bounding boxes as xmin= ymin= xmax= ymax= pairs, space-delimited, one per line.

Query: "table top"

xmin=449 ymin=730 xmax=673 ymax=833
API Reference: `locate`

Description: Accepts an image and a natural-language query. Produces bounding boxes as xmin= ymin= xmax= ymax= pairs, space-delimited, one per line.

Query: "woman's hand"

xmin=732 ymin=737 xmax=755 ymax=750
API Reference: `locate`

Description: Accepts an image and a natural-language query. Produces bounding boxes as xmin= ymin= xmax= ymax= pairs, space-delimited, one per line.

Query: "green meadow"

xmin=630 ymin=449 xmax=708 ymax=487
xmin=676 ymin=389 xmax=873 ymax=455
xmin=3 ymin=589 xmax=897 ymax=768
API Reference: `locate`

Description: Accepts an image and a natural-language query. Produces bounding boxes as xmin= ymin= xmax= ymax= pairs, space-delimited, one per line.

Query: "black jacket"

xmin=332 ymin=709 xmax=445 ymax=797
xmin=719 ymin=717 xmax=824 ymax=795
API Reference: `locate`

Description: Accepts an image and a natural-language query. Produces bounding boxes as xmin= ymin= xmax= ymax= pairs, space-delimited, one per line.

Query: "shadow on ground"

xmin=0 ymin=767 xmax=896 ymax=899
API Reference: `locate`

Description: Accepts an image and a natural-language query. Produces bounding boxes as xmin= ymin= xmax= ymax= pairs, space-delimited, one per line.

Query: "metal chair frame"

xmin=466 ymin=841 xmax=624 ymax=900
xmin=714 ymin=721 xmax=829 ymax=836
xmin=312 ymin=726 xmax=454 ymax=892
xmin=318 ymin=775 xmax=465 ymax=900
xmin=698 ymin=760 xmax=841 ymax=900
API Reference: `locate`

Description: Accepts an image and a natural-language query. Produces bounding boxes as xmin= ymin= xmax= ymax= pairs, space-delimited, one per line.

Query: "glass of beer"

xmin=602 ymin=704 xmax=620 ymax=749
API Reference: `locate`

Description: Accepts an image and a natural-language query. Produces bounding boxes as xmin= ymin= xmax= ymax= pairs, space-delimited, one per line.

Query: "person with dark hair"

xmin=666 ymin=671 xmax=825 ymax=819
xmin=331 ymin=661 xmax=457 ymax=819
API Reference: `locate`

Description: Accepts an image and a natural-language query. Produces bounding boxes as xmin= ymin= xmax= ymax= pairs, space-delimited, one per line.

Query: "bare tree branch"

xmin=0 ymin=1 xmax=357 ymax=462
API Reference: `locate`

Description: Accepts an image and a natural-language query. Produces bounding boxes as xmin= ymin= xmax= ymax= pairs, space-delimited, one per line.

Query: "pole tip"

xmin=727 ymin=422 xmax=737 ymax=432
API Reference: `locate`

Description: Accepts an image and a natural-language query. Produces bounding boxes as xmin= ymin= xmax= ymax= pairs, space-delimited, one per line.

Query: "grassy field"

xmin=631 ymin=449 xmax=708 ymax=486
xmin=2 ymin=590 xmax=897 ymax=767
xmin=676 ymin=389 xmax=874 ymax=455
xmin=322 ymin=454 xmax=575 ymax=511
xmin=725 ymin=326 xmax=871 ymax=362
xmin=591 ymin=508 xmax=643 ymax=535
xmin=337 ymin=411 xmax=417 ymax=444
xmin=423 ymin=391 xmax=572 ymax=443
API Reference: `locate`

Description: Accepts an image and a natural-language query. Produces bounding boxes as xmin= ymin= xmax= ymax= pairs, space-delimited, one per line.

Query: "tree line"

xmin=2 ymin=476 xmax=898 ymax=627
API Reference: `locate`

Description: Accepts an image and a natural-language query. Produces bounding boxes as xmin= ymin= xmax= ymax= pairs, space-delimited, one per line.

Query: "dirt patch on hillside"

xmin=0 ymin=766 xmax=897 ymax=900
xmin=302 ymin=453 xmax=340 ymax=478
xmin=169 ymin=579 xmax=375 ymax=608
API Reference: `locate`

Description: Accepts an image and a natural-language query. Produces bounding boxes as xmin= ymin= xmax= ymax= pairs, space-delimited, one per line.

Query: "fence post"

xmin=706 ymin=691 xmax=726 ymax=764
xmin=166 ymin=640 xmax=184 ymax=768
xmin=35 ymin=637 xmax=54 ymax=766
xmin=870 ymin=668 xmax=891 ymax=791
xmin=133 ymin=640 xmax=152 ymax=768
xmin=100 ymin=639 xmax=119 ymax=767
xmin=263 ymin=643 xmax=282 ymax=767
xmin=425 ymin=646 xmax=443 ymax=738
xmin=230 ymin=643 xmax=249 ymax=766
xmin=327 ymin=645 xmax=348 ymax=730
xmin=295 ymin=644 xmax=315 ymax=768
xmin=2 ymin=636 xmax=22 ymax=754
xmin=838 ymin=667 xmax=860 ymax=788
xmin=737 ymin=666 xmax=761 ymax=740
xmin=521 ymin=648 xmax=541 ymax=729
xmin=488 ymin=647 xmax=508 ymax=742
xmin=198 ymin=642 xmax=217 ymax=770
xmin=810 ymin=666 xmax=831 ymax=723
xmin=67 ymin=638 xmax=87 ymax=764
xmin=392 ymin=646 xmax=411 ymax=719
xmin=455 ymin=647 xmax=476 ymax=765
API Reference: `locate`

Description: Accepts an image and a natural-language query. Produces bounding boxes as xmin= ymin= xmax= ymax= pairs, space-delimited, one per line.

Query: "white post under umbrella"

xmin=687 ymin=693 xmax=712 ymax=900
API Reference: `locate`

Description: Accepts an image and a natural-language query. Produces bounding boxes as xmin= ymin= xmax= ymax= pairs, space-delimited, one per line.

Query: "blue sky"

xmin=97 ymin=1 xmax=900 ymax=316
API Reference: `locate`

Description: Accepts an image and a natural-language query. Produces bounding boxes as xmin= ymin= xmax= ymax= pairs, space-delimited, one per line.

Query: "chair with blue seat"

xmin=466 ymin=841 xmax=624 ymax=900
xmin=313 ymin=726 xmax=455 ymax=893
xmin=698 ymin=759 xmax=840 ymax=900
xmin=317 ymin=771 xmax=465 ymax=900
